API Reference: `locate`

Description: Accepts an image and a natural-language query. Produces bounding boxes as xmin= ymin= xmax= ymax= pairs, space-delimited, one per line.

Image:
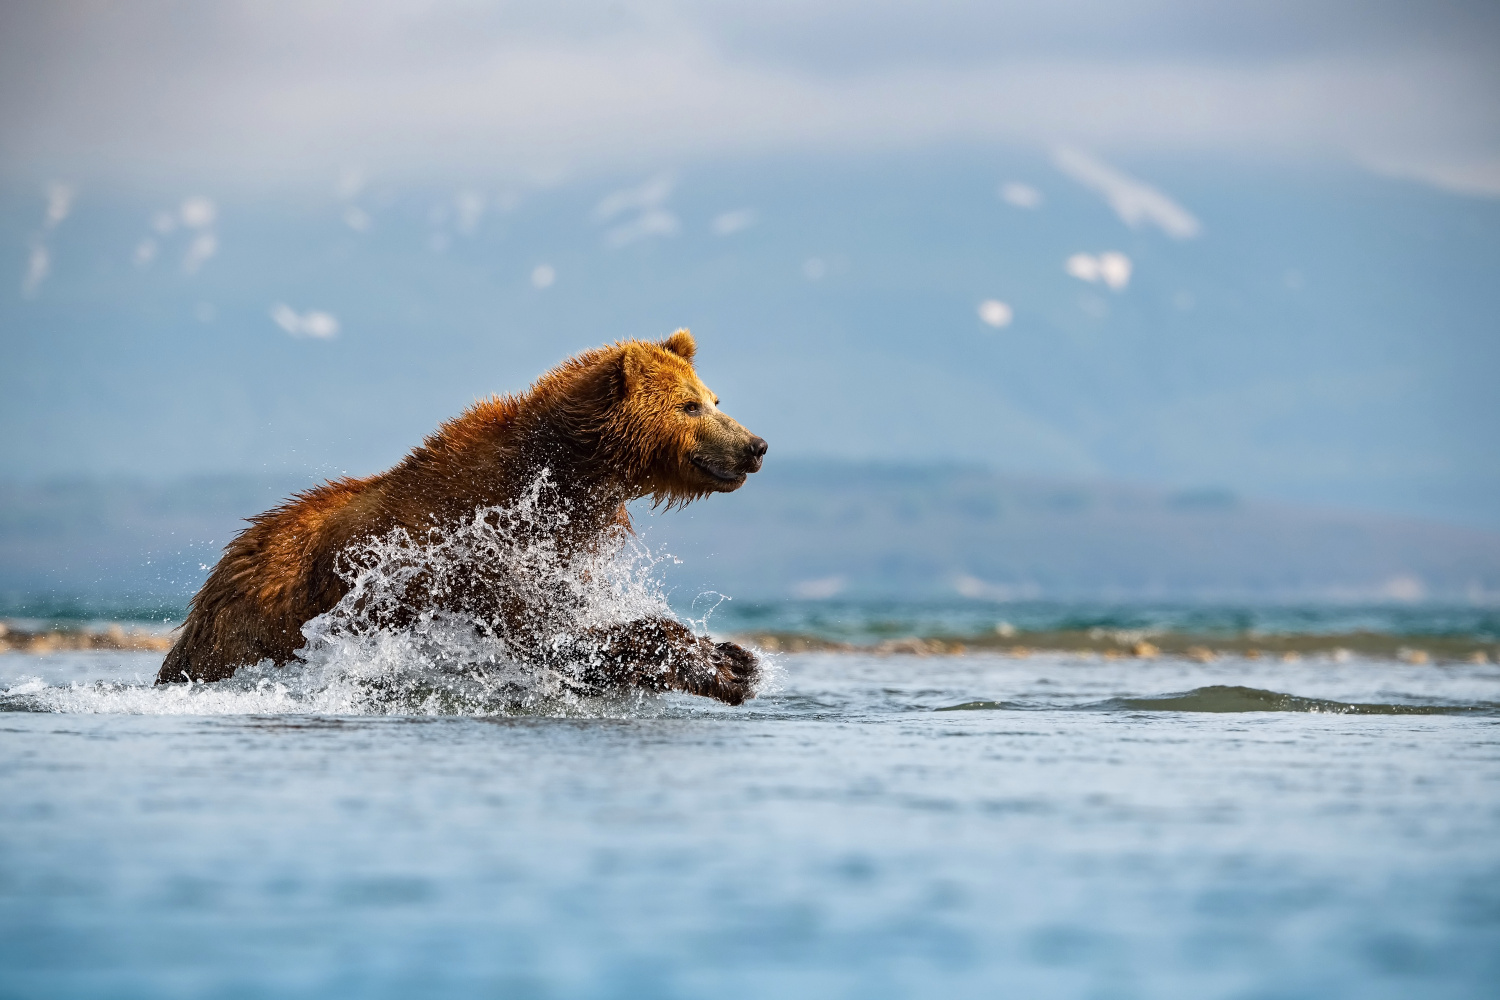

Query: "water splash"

xmin=288 ymin=471 xmax=670 ymax=713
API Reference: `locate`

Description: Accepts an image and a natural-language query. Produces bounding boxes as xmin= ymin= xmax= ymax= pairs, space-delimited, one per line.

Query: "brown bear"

xmin=156 ymin=330 xmax=767 ymax=704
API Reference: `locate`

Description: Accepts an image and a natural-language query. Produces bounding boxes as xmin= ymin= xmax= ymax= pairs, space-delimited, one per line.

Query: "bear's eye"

xmin=682 ymin=401 xmax=702 ymax=416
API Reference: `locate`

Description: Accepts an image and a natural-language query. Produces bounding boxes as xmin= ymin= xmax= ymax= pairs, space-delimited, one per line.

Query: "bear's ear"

xmin=661 ymin=329 xmax=695 ymax=361
xmin=619 ymin=343 xmax=647 ymax=395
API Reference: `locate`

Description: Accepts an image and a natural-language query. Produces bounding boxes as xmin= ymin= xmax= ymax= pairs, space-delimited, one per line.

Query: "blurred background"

xmin=2 ymin=0 xmax=1498 ymax=626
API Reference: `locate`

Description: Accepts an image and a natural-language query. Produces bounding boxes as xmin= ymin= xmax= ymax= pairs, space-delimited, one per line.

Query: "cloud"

xmin=530 ymin=264 xmax=556 ymax=288
xmin=454 ymin=189 xmax=485 ymax=234
xmin=20 ymin=245 xmax=48 ymax=297
xmin=130 ymin=198 xmax=219 ymax=268
xmin=1066 ymin=251 xmax=1132 ymax=291
xmin=595 ymin=173 xmax=674 ymax=222
xmin=342 ymin=206 xmax=371 ymax=232
xmin=182 ymin=232 xmax=217 ymax=273
xmin=712 ymin=208 xmax=756 ymax=235
xmin=172 ymin=196 xmax=220 ymax=272
xmin=20 ymin=181 xmax=73 ymax=296
xmin=43 ymin=182 xmax=73 ymax=227
xmin=334 ymin=166 xmax=364 ymax=200
xmin=270 ymin=303 xmax=339 ymax=338
xmin=604 ymin=208 xmax=680 ymax=248
xmin=1361 ymin=155 xmax=1500 ymax=199
xmin=334 ymin=168 xmax=373 ymax=231
xmin=977 ymin=299 xmax=1013 ymax=327
xmin=595 ymin=173 xmax=679 ymax=246
xmin=0 ymin=3 xmax=1496 ymax=195
xmin=1054 ymin=148 xmax=1200 ymax=238
xmin=999 ymin=182 xmax=1042 ymax=209
xmin=179 ymin=196 xmax=216 ymax=229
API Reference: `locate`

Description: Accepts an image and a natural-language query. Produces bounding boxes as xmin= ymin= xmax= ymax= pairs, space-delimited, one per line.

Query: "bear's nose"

xmin=747 ymin=436 xmax=768 ymax=460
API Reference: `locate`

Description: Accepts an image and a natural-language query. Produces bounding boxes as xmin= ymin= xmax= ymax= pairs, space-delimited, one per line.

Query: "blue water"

xmin=8 ymin=596 xmax=1499 ymax=643
xmin=2 ymin=647 xmax=1498 ymax=999
xmin=698 ymin=598 xmax=1500 ymax=642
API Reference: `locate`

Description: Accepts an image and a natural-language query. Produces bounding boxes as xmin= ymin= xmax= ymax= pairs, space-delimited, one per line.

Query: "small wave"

xmin=0 ymin=660 xmax=678 ymax=717
xmin=937 ymin=685 xmax=1499 ymax=716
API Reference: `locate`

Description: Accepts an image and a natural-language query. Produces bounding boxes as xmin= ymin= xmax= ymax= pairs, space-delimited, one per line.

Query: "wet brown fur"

xmin=157 ymin=331 xmax=765 ymax=702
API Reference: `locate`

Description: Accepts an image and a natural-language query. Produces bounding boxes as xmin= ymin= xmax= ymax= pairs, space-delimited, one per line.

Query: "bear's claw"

xmin=705 ymin=640 xmax=759 ymax=705
xmin=567 ymin=618 xmax=758 ymax=705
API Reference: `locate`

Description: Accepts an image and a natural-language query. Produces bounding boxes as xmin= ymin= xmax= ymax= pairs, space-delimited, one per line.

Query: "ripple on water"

xmin=938 ymin=684 xmax=1500 ymax=715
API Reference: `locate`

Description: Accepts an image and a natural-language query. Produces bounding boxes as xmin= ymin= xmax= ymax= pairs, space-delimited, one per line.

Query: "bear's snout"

xmin=743 ymin=436 xmax=768 ymax=473
xmin=687 ymin=412 xmax=765 ymax=490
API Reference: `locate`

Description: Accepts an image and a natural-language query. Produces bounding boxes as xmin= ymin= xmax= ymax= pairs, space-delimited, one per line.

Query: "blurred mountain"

xmin=3 ymin=463 xmax=1497 ymax=617
xmin=0 ymin=475 xmax=303 ymax=617
xmin=3 ymin=150 xmax=1498 ymax=527
xmin=641 ymin=461 xmax=1500 ymax=604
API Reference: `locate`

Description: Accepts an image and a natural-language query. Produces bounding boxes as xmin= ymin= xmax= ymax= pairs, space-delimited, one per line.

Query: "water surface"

xmin=2 ymin=649 xmax=1498 ymax=998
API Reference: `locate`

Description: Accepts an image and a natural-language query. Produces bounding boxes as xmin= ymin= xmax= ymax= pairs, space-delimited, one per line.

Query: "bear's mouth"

xmin=690 ymin=456 xmax=747 ymax=486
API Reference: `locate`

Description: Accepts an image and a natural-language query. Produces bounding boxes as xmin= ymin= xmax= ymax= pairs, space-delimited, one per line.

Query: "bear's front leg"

xmin=566 ymin=617 xmax=759 ymax=705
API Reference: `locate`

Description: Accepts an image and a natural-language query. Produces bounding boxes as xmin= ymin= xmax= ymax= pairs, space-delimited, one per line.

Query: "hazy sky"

xmin=2 ymin=0 xmax=1498 ymax=194
xmin=3 ymin=2 xmax=1499 ymax=531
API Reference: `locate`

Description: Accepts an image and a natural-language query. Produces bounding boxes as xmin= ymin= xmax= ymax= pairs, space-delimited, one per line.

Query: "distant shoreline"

xmin=739 ymin=629 xmax=1495 ymax=664
xmin=1 ymin=621 xmax=172 ymax=654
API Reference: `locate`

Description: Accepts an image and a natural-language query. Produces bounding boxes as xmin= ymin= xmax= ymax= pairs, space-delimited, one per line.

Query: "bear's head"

xmin=607 ymin=330 xmax=767 ymax=505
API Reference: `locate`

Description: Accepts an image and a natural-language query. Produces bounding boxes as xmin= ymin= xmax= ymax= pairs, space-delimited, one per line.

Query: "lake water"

xmin=2 ymin=646 xmax=1498 ymax=999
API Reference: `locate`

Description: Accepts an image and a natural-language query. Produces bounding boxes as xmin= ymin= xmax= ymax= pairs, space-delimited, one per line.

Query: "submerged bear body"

xmin=157 ymin=330 xmax=767 ymax=703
